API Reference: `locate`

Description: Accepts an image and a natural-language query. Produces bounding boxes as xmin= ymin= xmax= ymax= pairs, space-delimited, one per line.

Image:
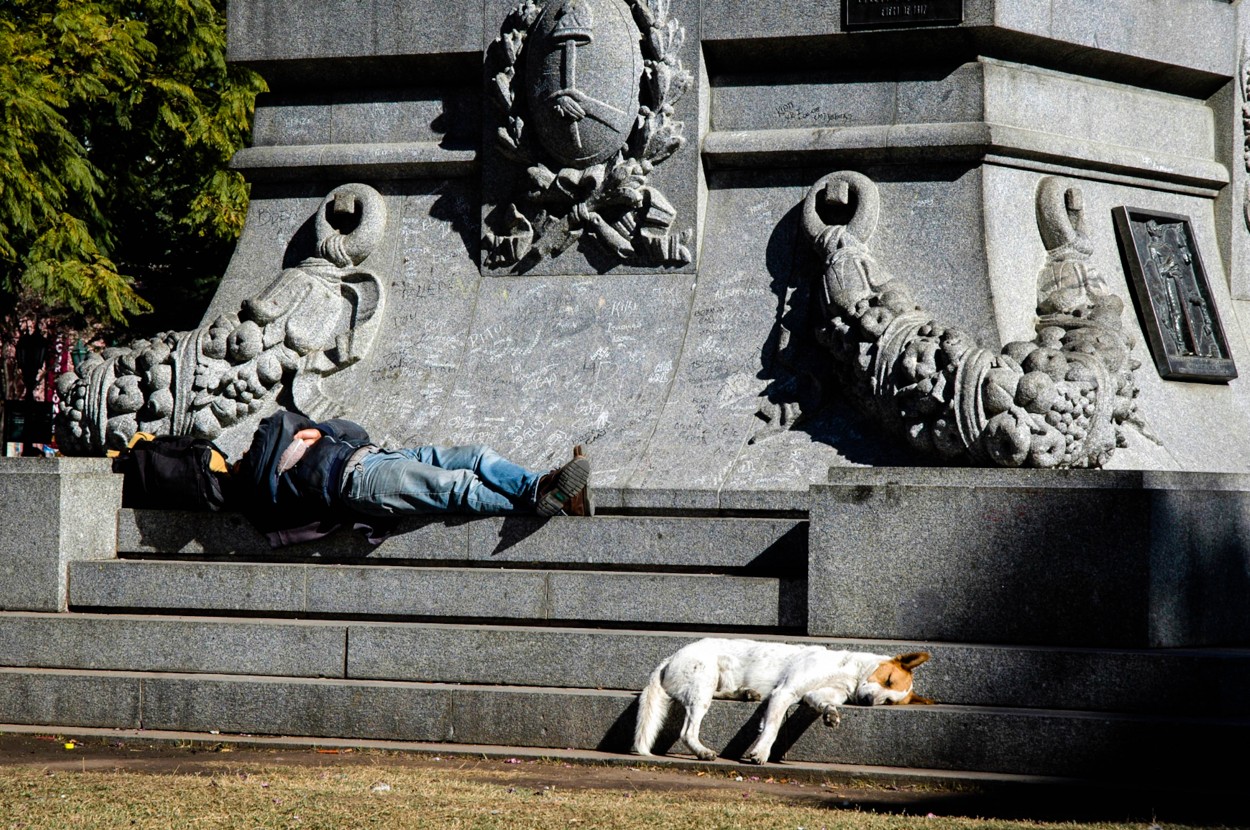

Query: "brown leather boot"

xmin=562 ymin=445 xmax=594 ymax=516
xmin=535 ymin=445 xmax=591 ymax=516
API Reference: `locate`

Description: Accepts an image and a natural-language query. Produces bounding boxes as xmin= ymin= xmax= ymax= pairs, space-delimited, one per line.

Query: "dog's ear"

xmin=902 ymin=691 xmax=936 ymax=705
xmin=895 ymin=652 xmax=930 ymax=670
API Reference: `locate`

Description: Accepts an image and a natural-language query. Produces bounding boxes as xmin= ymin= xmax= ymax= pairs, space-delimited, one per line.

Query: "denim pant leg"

xmin=412 ymin=444 xmax=541 ymax=502
xmin=343 ymin=447 xmax=538 ymax=516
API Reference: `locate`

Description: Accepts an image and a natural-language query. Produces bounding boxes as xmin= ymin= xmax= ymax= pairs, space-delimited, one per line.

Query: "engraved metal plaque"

xmin=1112 ymin=207 xmax=1237 ymax=382
xmin=844 ymin=0 xmax=963 ymax=29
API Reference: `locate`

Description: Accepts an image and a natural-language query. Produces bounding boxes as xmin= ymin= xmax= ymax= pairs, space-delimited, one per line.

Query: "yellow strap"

xmin=107 ymin=433 xmax=228 ymax=473
xmin=207 ymin=450 xmax=229 ymax=474
xmin=105 ymin=432 xmax=157 ymax=458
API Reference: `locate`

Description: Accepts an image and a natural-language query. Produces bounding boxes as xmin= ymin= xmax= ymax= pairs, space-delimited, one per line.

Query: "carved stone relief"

xmin=484 ymin=0 xmax=693 ymax=270
xmin=1240 ymin=38 xmax=1250 ymax=235
xmin=799 ymin=171 xmax=1145 ymax=468
xmin=56 ymin=183 xmax=389 ymax=454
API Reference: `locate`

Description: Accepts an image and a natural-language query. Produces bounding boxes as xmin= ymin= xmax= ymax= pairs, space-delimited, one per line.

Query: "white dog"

xmin=632 ymin=638 xmax=933 ymax=764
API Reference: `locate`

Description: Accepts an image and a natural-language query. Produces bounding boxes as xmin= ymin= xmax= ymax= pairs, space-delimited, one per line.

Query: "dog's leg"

xmin=803 ymin=688 xmax=847 ymax=727
xmin=741 ymin=687 xmax=799 ymax=765
xmin=679 ymin=697 xmax=718 ymax=761
xmin=727 ymin=687 xmax=762 ymax=702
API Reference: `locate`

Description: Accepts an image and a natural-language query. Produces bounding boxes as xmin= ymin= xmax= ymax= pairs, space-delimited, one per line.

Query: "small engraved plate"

xmin=844 ymin=0 xmax=963 ymax=29
xmin=1112 ymin=206 xmax=1237 ymax=382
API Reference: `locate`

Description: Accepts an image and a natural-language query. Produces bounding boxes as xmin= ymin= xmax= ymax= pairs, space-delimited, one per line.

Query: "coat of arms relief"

xmin=484 ymin=0 xmax=695 ymax=271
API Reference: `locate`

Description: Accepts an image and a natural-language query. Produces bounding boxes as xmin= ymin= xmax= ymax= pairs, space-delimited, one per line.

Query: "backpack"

xmin=111 ymin=433 xmax=230 ymax=511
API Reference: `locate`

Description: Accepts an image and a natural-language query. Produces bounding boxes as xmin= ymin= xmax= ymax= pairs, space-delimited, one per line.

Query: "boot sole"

xmin=536 ymin=457 xmax=591 ymax=517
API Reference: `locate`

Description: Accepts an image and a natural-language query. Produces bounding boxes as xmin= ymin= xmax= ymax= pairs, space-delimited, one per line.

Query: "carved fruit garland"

xmin=485 ymin=0 xmax=694 ymax=269
xmin=801 ymin=171 xmax=1145 ymax=468
xmin=56 ymin=184 xmax=388 ymax=454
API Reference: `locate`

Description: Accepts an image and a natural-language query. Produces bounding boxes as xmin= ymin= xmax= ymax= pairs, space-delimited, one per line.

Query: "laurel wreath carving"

xmin=485 ymin=0 xmax=694 ymax=269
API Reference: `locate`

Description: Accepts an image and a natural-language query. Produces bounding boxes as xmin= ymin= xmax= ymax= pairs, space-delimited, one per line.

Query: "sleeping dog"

xmin=633 ymin=638 xmax=933 ymax=764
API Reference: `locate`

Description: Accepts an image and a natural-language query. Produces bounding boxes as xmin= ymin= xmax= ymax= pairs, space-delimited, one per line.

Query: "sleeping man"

xmin=230 ymin=408 xmax=591 ymax=547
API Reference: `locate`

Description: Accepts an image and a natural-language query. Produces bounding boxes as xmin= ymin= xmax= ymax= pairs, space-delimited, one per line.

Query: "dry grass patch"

xmin=0 ymin=755 xmax=1219 ymax=830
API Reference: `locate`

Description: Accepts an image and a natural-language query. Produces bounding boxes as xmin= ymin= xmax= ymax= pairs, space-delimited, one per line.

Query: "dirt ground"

xmin=0 ymin=732 xmax=1239 ymax=826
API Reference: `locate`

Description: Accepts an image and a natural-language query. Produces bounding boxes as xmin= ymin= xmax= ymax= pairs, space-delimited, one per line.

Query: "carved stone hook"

xmin=1035 ymin=176 xmax=1092 ymax=256
xmin=802 ymin=170 xmax=881 ymax=245
xmin=315 ymin=182 xmax=388 ymax=267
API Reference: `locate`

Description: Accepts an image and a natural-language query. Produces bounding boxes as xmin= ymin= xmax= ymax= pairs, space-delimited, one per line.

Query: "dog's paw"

xmin=741 ymin=750 xmax=767 ymax=765
xmin=822 ymin=706 xmax=841 ymax=727
xmin=744 ymin=690 xmax=762 ymax=702
xmin=695 ymin=749 xmax=717 ymax=761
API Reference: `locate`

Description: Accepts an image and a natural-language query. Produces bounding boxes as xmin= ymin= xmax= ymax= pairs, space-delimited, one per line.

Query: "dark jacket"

xmin=236 ymin=409 xmax=392 ymax=547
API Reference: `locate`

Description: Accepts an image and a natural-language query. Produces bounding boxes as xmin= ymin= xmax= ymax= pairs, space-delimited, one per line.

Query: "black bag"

xmin=112 ymin=434 xmax=229 ymax=511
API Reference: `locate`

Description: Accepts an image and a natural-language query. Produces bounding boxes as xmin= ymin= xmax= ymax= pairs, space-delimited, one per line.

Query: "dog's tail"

xmin=632 ymin=662 xmax=671 ymax=755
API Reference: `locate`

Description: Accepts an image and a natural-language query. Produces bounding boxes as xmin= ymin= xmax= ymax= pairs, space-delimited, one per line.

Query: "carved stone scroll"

xmin=801 ymin=171 xmax=1144 ymax=468
xmin=484 ymin=0 xmax=694 ymax=270
xmin=56 ymin=183 xmax=389 ymax=454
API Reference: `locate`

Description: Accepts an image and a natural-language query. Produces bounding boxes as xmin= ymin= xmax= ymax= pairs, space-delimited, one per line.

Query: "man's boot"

xmin=535 ymin=445 xmax=591 ymax=516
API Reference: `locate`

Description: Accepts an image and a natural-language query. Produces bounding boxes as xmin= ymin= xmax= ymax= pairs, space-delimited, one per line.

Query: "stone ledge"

xmin=0 ymin=458 xmax=115 ymax=475
xmin=5 ymin=612 xmax=1246 ymax=716
xmin=1 ymin=668 xmax=1244 ymax=783
xmin=702 ymin=123 xmax=1228 ymax=192
xmin=117 ymin=509 xmax=806 ymax=573
xmin=67 ymin=561 xmax=800 ymax=628
xmin=699 ymin=1 xmax=1233 ymax=97
xmin=342 ymin=622 xmax=1250 ymax=717
xmin=227 ymin=0 xmax=483 ymax=65
xmin=0 ymin=613 xmax=345 ymax=678
xmin=230 ymin=142 xmax=477 ymax=181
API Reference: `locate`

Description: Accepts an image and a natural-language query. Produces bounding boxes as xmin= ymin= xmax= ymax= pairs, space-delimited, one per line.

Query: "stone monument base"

xmin=810 ymin=467 xmax=1250 ymax=648
xmin=0 ymin=468 xmax=1247 ymax=785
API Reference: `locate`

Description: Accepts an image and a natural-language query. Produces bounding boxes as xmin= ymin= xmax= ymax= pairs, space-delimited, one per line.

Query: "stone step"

xmin=117 ymin=510 xmax=806 ymax=574
xmin=0 ymin=666 xmax=1243 ymax=785
xmin=3 ymin=613 xmax=1246 ymax=717
xmin=67 ymin=561 xmax=804 ymax=629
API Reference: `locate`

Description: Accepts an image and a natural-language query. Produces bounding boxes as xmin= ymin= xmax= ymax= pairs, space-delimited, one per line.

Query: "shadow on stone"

xmin=280 ymin=213 xmax=321 ymax=269
xmin=767 ymin=704 xmax=821 ymax=762
xmin=719 ymin=704 xmax=772 ymax=761
xmin=428 ymin=180 xmax=481 ymax=264
xmin=489 ymin=515 xmax=549 ymax=556
xmin=595 ymin=695 xmax=642 ymax=754
xmin=743 ymin=522 xmax=808 ymax=575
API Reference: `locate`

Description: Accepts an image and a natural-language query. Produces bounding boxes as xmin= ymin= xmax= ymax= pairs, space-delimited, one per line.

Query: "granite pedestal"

xmin=0 ymin=459 xmax=120 ymax=612
xmin=810 ymin=467 xmax=1250 ymax=648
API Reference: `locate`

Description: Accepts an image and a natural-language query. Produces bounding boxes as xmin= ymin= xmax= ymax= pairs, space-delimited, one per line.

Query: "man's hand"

xmin=294 ymin=428 xmax=322 ymax=447
xmin=277 ymin=428 xmax=321 ymax=475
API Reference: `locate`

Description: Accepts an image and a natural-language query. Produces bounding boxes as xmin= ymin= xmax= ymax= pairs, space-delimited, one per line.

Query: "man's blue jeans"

xmin=341 ymin=445 xmax=541 ymax=516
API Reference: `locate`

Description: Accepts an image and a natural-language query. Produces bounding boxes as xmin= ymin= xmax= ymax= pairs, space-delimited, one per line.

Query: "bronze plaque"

xmin=1112 ymin=207 xmax=1237 ymax=382
xmin=844 ymin=0 xmax=963 ymax=29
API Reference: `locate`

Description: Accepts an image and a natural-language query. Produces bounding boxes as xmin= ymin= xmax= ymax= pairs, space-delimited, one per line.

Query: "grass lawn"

xmin=0 ymin=735 xmax=1238 ymax=830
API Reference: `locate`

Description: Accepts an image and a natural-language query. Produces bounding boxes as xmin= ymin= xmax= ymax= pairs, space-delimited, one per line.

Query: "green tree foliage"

xmin=0 ymin=0 xmax=266 ymax=342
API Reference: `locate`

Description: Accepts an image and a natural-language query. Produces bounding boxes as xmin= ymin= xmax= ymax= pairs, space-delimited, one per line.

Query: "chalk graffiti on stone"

xmin=792 ymin=171 xmax=1147 ymax=468
xmin=484 ymin=0 xmax=693 ymax=269
xmin=56 ymin=184 xmax=389 ymax=454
